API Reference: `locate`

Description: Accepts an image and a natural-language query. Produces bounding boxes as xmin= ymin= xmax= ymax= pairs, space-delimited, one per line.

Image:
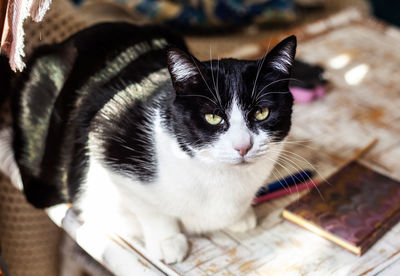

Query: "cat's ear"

xmin=264 ymin=35 xmax=297 ymax=75
xmin=167 ymin=47 xmax=204 ymax=92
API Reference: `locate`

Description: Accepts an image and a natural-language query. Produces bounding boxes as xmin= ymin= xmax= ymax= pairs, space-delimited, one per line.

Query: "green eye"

xmin=205 ymin=114 xmax=223 ymax=125
xmin=254 ymin=107 xmax=270 ymax=121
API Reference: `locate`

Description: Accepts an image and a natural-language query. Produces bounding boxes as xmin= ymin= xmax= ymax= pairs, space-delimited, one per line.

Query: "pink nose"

xmin=234 ymin=143 xmax=253 ymax=156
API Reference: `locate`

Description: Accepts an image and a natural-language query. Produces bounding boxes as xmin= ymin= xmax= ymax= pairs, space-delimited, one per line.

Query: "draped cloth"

xmin=0 ymin=0 xmax=52 ymax=71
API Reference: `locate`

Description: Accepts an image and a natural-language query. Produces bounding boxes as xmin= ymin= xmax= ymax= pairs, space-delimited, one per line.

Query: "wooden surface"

xmin=165 ymin=10 xmax=400 ymax=275
xmin=44 ymin=9 xmax=400 ymax=276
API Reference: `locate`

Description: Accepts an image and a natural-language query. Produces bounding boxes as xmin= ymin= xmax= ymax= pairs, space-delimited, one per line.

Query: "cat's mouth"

xmin=199 ymin=149 xmax=264 ymax=166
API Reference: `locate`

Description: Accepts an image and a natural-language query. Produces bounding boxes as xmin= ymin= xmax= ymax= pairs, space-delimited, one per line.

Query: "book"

xmin=282 ymin=161 xmax=400 ymax=256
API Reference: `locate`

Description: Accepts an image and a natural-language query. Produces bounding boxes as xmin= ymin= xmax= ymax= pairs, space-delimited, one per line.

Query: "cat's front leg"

xmin=136 ymin=207 xmax=189 ymax=264
xmin=227 ymin=207 xmax=257 ymax=233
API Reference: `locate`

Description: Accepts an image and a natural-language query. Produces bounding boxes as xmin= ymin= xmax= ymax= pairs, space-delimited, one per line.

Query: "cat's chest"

xmin=155 ymin=161 xmax=265 ymax=231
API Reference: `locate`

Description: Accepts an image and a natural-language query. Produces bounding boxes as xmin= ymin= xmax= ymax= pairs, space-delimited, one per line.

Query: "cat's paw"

xmin=227 ymin=208 xmax=257 ymax=233
xmin=147 ymin=233 xmax=189 ymax=264
xmin=160 ymin=233 xmax=189 ymax=264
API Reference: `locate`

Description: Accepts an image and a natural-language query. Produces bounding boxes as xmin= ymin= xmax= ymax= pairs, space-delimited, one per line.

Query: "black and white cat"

xmin=6 ymin=23 xmax=296 ymax=263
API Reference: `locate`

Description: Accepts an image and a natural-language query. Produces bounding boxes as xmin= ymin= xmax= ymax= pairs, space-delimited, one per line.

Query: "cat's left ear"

xmin=264 ymin=35 xmax=297 ymax=75
xmin=167 ymin=47 xmax=204 ymax=93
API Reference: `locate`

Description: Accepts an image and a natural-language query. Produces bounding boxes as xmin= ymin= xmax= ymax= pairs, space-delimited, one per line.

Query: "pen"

xmin=256 ymin=169 xmax=314 ymax=197
xmin=252 ymin=179 xmax=320 ymax=205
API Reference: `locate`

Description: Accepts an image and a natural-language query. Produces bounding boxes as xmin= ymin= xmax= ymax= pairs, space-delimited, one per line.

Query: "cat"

xmin=7 ymin=22 xmax=296 ymax=263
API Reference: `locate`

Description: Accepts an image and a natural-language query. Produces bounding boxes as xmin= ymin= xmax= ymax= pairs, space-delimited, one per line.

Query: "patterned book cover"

xmin=282 ymin=161 xmax=400 ymax=255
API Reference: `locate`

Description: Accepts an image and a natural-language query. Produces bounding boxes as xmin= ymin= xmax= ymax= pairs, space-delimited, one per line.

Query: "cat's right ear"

xmin=167 ymin=47 xmax=204 ymax=93
xmin=263 ymin=35 xmax=297 ymax=76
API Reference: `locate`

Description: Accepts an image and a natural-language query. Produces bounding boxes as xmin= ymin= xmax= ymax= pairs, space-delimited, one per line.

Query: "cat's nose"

xmin=234 ymin=142 xmax=253 ymax=156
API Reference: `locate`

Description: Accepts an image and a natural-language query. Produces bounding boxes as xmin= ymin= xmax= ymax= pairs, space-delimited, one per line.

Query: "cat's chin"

xmin=196 ymin=152 xmax=264 ymax=167
xmin=232 ymin=160 xmax=253 ymax=167
xmin=217 ymin=157 xmax=260 ymax=167
xmin=195 ymin=155 xmax=255 ymax=167
xmin=232 ymin=157 xmax=261 ymax=166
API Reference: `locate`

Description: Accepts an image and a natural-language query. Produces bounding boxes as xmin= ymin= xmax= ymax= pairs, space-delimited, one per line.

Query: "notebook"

xmin=282 ymin=161 xmax=400 ymax=255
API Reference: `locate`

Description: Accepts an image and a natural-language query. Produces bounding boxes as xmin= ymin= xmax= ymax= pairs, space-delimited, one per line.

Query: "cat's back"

xmin=11 ymin=23 xmax=186 ymax=207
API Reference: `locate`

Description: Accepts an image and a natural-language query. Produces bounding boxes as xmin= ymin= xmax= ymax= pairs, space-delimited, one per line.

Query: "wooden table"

xmin=45 ymin=9 xmax=400 ymax=276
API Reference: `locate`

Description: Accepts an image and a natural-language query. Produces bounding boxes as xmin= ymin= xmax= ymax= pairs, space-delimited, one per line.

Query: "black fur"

xmin=11 ymin=23 xmax=187 ymax=207
xmin=11 ymin=22 xmax=296 ymax=209
xmin=0 ymin=55 xmax=12 ymax=104
xmin=164 ymin=36 xmax=296 ymax=153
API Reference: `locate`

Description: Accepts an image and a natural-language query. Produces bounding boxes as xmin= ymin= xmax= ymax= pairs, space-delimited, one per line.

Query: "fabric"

xmin=0 ymin=94 xmax=59 ymax=276
xmin=0 ymin=1 xmax=138 ymax=275
xmin=0 ymin=1 xmax=91 ymax=275
xmin=0 ymin=82 xmax=60 ymax=276
xmin=111 ymin=0 xmax=296 ymax=32
xmin=0 ymin=250 xmax=10 ymax=276
xmin=0 ymin=0 xmax=52 ymax=71
xmin=22 ymin=0 xmax=88 ymax=57
xmin=0 ymin=173 xmax=61 ymax=276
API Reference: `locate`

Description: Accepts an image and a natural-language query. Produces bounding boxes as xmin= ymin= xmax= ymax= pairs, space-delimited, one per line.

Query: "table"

xmin=42 ymin=8 xmax=400 ymax=276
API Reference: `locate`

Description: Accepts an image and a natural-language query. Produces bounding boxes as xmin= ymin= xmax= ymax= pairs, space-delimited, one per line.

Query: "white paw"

xmin=161 ymin=233 xmax=189 ymax=264
xmin=227 ymin=208 xmax=257 ymax=233
xmin=147 ymin=233 xmax=189 ymax=264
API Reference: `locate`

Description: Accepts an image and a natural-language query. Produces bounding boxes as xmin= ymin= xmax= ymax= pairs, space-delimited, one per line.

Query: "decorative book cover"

xmin=282 ymin=161 xmax=400 ymax=256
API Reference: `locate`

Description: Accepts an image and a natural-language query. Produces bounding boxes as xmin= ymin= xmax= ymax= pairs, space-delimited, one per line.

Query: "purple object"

xmin=289 ymin=85 xmax=327 ymax=103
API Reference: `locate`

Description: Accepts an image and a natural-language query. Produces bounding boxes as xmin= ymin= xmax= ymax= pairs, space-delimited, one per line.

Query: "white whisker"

xmin=254 ymin=78 xmax=301 ymax=103
xmin=268 ymin=149 xmax=326 ymax=200
xmin=179 ymin=94 xmax=218 ymax=105
xmin=255 ymin=91 xmax=290 ymax=103
xmin=209 ymin=46 xmax=218 ymax=104
xmin=251 ymin=51 xmax=268 ymax=99
xmin=264 ymin=156 xmax=298 ymax=197
xmin=276 ymin=154 xmax=314 ymax=194
xmin=190 ymin=56 xmax=222 ymax=109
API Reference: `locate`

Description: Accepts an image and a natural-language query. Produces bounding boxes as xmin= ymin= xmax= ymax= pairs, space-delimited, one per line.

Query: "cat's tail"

xmin=0 ymin=57 xmax=65 ymax=208
xmin=0 ymin=128 xmax=23 ymax=191
xmin=0 ymin=128 xmax=64 ymax=207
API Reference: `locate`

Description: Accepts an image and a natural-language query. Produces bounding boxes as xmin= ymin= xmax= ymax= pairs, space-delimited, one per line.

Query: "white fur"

xmin=228 ymin=207 xmax=257 ymax=232
xmin=0 ymin=105 xmax=283 ymax=264
xmin=168 ymin=52 xmax=197 ymax=81
xmin=200 ymin=99 xmax=270 ymax=165
xmin=270 ymin=46 xmax=293 ymax=74
xmin=77 ymin=100 xmax=284 ymax=264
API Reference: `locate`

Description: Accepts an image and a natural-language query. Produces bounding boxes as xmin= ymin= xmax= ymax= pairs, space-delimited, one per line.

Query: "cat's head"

xmin=165 ymin=36 xmax=296 ymax=166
